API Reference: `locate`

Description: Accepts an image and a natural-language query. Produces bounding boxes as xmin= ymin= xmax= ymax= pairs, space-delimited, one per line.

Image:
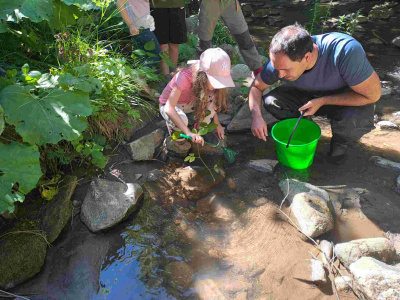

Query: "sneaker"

xmin=325 ymin=139 xmax=348 ymax=165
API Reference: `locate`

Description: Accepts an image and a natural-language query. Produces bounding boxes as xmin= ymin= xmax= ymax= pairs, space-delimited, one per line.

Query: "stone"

xmin=349 ymin=257 xmax=400 ymax=299
xmin=227 ymin=101 xmax=277 ymax=132
xmin=377 ymin=120 xmax=398 ymax=129
xmin=368 ymin=8 xmax=395 ymax=20
xmin=246 ymin=159 xmax=279 ymax=173
xmin=334 ymin=237 xmax=396 ymax=266
xmin=290 ymin=192 xmax=334 ymax=238
xmin=80 ymin=179 xmax=143 ymax=232
xmin=227 ymin=95 xmax=246 ymax=115
xmin=369 ymin=156 xmax=400 ymax=172
xmin=213 ymin=203 xmax=234 ymax=222
xmin=392 ymin=36 xmax=400 ymax=48
xmin=169 ymin=261 xmax=194 ymax=287
xmin=39 ymin=175 xmax=77 ymax=243
xmin=165 ymin=136 xmax=192 ymax=157
xmin=334 ymin=276 xmax=353 ymax=293
xmin=194 ymin=279 xmax=225 ymax=300
xmin=145 ymin=169 xmax=164 ymax=181
xmin=229 ymin=64 xmax=252 ymax=98
xmin=278 ymin=178 xmax=331 ymax=206
xmin=126 ymin=129 xmax=165 ymax=161
xmin=186 ymin=14 xmax=199 ymax=34
xmin=227 ymin=178 xmax=237 ymax=190
xmin=319 ymin=240 xmax=333 ymax=265
xmin=310 ymin=259 xmax=326 ymax=283
xmin=381 ymin=80 xmax=395 ymax=95
xmin=0 ymin=228 xmax=47 ymax=289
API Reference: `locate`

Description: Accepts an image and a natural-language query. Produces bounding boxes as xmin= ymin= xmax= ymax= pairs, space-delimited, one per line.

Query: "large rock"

xmin=278 ymin=178 xmax=331 ymax=206
xmin=349 ymin=257 xmax=400 ymax=299
xmin=229 ymin=64 xmax=252 ymax=98
xmin=0 ymin=227 xmax=47 ymax=289
xmin=290 ymin=192 xmax=334 ymax=238
xmin=309 ymin=259 xmax=326 ymax=283
xmin=126 ymin=129 xmax=165 ymax=161
xmin=80 ymin=179 xmax=143 ymax=232
xmin=186 ymin=14 xmax=199 ymax=34
xmin=334 ymin=237 xmax=396 ymax=266
xmin=39 ymin=176 xmax=77 ymax=243
xmin=227 ymin=101 xmax=277 ymax=132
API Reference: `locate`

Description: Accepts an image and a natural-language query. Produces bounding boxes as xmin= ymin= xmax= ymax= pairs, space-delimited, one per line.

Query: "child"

xmin=159 ymin=48 xmax=235 ymax=146
xmin=117 ymin=0 xmax=161 ymax=69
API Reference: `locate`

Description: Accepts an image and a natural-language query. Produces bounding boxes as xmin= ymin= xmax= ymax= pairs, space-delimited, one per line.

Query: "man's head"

xmin=269 ymin=23 xmax=314 ymax=81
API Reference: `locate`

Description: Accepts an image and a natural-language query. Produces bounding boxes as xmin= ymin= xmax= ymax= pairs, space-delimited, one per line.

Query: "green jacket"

xmin=150 ymin=0 xmax=185 ymax=8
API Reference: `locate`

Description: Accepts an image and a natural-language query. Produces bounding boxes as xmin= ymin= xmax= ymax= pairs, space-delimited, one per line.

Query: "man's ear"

xmin=304 ymin=52 xmax=312 ymax=62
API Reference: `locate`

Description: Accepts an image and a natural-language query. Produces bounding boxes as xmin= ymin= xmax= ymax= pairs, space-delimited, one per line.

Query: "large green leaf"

xmin=50 ymin=0 xmax=82 ymax=29
xmin=59 ymin=0 xmax=97 ymax=10
xmin=0 ymin=105 xmax=4 ymax=135
xmin=0 ymin=85 xmax=92 ymax=145
xmin=0 ymin=142 xmax=42 ymax=213
xmin=0 ymin=0 xmax=54 ymax=23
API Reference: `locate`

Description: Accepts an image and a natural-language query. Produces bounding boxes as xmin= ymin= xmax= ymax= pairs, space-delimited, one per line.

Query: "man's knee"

xmin=233 ymin=30 xmax=254 ymax=50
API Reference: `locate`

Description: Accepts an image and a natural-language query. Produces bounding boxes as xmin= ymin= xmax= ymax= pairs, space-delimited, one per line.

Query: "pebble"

xmin=376 ymin=120 xmax=398 ymax=129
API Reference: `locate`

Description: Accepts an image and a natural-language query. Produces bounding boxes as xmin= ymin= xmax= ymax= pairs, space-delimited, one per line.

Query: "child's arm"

xmin=116 ymin=0 xmax=139 ymax=35
xmin=213 ymin=114 xmax=225 ymax=140
xmin=164 ymin=87 xmax=205 ymax=145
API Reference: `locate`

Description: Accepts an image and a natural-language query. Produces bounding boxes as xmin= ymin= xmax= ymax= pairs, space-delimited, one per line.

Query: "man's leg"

xmin=197 ymin=0 xmax=221 ymax=54
xmin=221 ymin=0 xmax=262 ymax=72
xmin=317 ymin=104 xmax=375 ymax=163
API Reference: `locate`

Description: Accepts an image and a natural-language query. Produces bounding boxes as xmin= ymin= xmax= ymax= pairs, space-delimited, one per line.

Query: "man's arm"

xmin=249 ymin=74 xmax=271 ymax=141
xmin=300 ymin=71 xmax=382 ymax=116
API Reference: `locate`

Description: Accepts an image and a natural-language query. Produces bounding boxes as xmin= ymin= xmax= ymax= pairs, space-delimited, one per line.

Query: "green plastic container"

xmin=271 ymin=118 xmax=321 ymax=169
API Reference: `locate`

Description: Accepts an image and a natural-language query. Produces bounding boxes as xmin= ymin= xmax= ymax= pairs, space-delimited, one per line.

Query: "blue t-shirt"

xmin=260 ymin=32 xmax=374 ymax=95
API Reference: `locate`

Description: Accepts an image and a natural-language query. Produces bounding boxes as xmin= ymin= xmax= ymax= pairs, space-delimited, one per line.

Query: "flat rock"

xmin=246 ymin=159 xmax=279 ymax=173
xmin=350 ymin=257 xmax=400 ymax=299
xmin=370 ymin=156 xmax=400 ymax=172
xmin=334 ymin=237 xmax=396 ymax=266
xmin=309 ymin=259 xmax=326 ymax=283
xmin=279 ymin=178 xmax=331 ymax=206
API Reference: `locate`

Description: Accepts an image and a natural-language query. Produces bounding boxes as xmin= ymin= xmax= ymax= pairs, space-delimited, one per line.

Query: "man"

xmin=249 ymin=23 xmax=382 ymax=164
xmin=151 ymin=0 xmax=187 ymax=75
xmin=197 ymin=0 xmax=263 ymax=76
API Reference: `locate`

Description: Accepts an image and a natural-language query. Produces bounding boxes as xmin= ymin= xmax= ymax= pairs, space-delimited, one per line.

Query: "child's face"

xmin=206 ymin=79 xmax=215 ymax=91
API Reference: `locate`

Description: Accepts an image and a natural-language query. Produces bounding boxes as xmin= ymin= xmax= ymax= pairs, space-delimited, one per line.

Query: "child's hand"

xmin=129 ymin=25 xmax=139 ymax=36
xmin=189 ymin=133 xmax=204 ymax=146
xmin=215 ymin=124 xmax=225 ymax=140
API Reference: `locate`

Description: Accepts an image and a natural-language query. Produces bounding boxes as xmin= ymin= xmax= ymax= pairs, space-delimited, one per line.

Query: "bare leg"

xmin=169 ymin=43 xmax=179 ymax=70
xmin=160 ymin=44 xmax=169 ymax=75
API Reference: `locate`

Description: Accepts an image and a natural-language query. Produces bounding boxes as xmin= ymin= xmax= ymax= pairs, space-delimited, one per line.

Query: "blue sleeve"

xmin=338 ymin=40 xmax=374 ymax=87
xmin=260 ymin=61 xmax=280 ymax=85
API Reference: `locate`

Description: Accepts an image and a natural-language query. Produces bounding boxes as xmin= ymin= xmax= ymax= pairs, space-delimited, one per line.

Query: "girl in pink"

xmin=159 ymin=48 xmax=235 ymax=145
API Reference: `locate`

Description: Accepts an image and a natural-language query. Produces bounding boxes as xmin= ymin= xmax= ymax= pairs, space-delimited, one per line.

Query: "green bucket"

xmin=271 ymin=118 xmax=321 ymax=169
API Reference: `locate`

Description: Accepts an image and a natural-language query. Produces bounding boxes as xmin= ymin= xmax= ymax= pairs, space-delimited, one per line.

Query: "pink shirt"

xmin=159 ymin=68 xmax=197 ymax=105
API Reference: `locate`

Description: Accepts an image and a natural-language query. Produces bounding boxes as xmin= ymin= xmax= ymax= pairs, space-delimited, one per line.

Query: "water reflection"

xmin=96 ymin=198 xmax=195 ymax=300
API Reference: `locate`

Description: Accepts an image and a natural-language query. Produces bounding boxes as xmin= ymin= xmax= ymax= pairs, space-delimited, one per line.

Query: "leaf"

xmin=21 ymin=63 xmax=29 ymax=75
xmin=133 ymin=49 xmax=146 ymax=56
xmin=145 ymin=52 xmax=157 ymax=58
xmin=58 ymin=73 xmax=94 ymax=93
xmin=159 ymin=53 xmax=175 ymax=68
xmin=50 ymin=0 xmax=82 ymax=29
xmin=3 ymin=0 xmax=55 ymax=23
xmin=0 ymin=142 xmax=42 ymax=213
xmin=36 ymin=73 xmax=59 ymax=89
xmin=198 ymin=128 xmax=209 ymax=135
xmin=144 ymin=41 xmax=155 ymax=51
xmin=59 ymin=0 xmax=98 ymax=10
xmin=0 ymin=20 xmax=6 ymax=33
xmin=41 ymin=186 xmax=58 ymax=200
xmin=0 ymin=105 xmax=4 ymax=135
xmin=0 ymin=85 xmax=92 ymax=145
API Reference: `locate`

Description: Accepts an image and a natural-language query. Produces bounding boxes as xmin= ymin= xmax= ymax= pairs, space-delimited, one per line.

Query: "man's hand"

xmin=299 ymin=98 xmax=324 ymax=116
xmin=251 ymin=115 xmax=268 ymax=141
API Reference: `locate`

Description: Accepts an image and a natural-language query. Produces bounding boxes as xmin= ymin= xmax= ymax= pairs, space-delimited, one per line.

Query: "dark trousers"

xmin=263 ymin=86 xmax=375 ymax=144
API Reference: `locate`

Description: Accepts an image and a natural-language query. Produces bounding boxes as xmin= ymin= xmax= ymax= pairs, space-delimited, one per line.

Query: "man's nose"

xmin=278 ymin=70 xmax=285 ymax=78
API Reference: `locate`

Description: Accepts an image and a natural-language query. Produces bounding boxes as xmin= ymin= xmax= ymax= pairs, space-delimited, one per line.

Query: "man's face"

xmin=270 ymin=52 xmax=308 ymax=81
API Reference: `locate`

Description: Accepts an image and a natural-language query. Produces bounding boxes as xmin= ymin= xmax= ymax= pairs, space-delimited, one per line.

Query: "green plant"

xmin=213 ymin=19 xmax=236 ymax=46
xmin=305 ymin=0 xmax=333 ymax=35
xmin=336 ymin=10 xmax=361 ymax=36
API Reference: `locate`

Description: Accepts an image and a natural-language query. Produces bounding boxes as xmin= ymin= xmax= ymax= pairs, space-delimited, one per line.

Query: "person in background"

xmin=197 ymin=0 xmax=263 ymax=77
xmin=150 ymin=0 xmax=187 ymax=75
xmin=117 ymin=0 xmax=162 ymax=69
xmin=249 ymin=23 xmax=381 ymax=164
xmin=159 ymin=48 xmax=235 ymax=146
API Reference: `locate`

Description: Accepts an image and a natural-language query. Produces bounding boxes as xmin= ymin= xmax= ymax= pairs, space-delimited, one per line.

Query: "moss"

xmin=0 ymin=222 xmax=47 ymax=289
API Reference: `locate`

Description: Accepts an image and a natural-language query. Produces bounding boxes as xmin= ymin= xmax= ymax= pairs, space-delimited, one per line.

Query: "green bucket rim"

xmin=271 ymin=118 xmax=321 ymax=147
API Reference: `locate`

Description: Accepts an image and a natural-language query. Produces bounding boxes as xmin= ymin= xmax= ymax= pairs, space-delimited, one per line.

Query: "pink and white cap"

xmin=199 ymin=48 xmax=235 ymax=89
